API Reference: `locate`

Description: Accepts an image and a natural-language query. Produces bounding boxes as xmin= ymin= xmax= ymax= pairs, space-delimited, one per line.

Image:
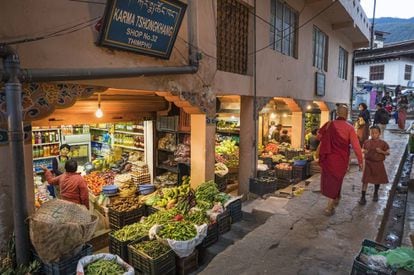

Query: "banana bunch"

xmin=119 ymin=182 xmax=137 ymax=198
xmin=154 ymin=184 xmax=191 ymax=209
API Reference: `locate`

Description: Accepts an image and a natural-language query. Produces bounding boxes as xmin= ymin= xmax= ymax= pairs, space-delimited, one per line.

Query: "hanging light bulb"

xmin=95 ymin=94 xmax=103 ymax=118
xmin=307 ymin=104 xmax=312 ymax=110
xmin=270 ymin=113 xmax=276 ymax=119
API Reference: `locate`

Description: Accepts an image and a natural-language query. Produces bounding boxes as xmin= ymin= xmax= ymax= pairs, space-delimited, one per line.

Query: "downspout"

xmin=0 ymin=45 xmax=30 ymax=266
xmin=350 ymin=50 xmax=356 ymax=112
xmin=253 ymin=0 xmax=257 ymax=176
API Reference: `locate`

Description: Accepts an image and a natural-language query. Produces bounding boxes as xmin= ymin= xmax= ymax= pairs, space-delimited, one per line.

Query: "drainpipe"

xmin=350 ymin=50 xmax=356 ymax=112
xmin=253 ymin=0 xmax=257 ymax=176
xmin=0 ymin=45 xmax=30 ymax=266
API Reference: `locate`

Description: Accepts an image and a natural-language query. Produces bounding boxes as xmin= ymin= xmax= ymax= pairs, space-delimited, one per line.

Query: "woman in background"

xmin=356 ymin=103 xmax=370 ymax=146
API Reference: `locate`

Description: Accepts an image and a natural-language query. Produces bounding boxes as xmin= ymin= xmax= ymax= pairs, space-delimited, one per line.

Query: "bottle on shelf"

xmin=39 ymin=146 xmax=44 ymax=158
xmin=55 ymin=131 xmax=59 ymax=142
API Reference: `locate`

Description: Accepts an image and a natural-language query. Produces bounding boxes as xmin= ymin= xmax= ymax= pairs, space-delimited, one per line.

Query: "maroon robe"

xmin=318 ymin=118 xmax=363 ymax=199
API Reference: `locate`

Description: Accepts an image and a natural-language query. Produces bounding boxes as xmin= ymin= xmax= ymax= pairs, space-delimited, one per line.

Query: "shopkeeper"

xmin=48 ymin=144 xmax=71 ymax=197
xmin=271 ymin=123 xmax=283 ymax=141
xmin=42 ymin=159 xmax=89 ymax=209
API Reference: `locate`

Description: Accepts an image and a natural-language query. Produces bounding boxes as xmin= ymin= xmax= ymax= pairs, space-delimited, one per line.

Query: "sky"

xmin=360 ymin=0 xmax=414 ymax=19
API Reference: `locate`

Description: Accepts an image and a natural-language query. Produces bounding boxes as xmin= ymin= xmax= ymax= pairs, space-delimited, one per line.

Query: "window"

xmin=405 ymin=65 xmax=412 ymax=80
xmin=338 ymin=47 xmax=348 ymax=80
xmin=217 ymin=0 xmax=250 ymax=75
xmin=313 ymin=27 xmax=329 ymax=71
xmin=369 ymin=65 xmax=384 ymax=80
xmin=270 ymin=0 xmax=298 ymax=57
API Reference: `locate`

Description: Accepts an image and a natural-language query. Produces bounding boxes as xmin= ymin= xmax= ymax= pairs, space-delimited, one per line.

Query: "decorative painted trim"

xmin=0 ymin=83 xmax=106 ymax=123
xmin=255 ymin=97 xmax=273 ymax=119
xmin=179 ymin=86 xmax=217 ymax=124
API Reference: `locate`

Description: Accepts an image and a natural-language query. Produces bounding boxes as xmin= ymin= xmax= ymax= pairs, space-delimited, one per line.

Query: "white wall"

xmin=355 ymin=59 xmax=414 ymax=86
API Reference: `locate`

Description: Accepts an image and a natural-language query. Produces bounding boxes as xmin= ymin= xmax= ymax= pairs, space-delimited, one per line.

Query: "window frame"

xmin=338 ymin=47 xmax=348 ymax=80
xmin=312 ymin=26 xmax=329 ymax=72
xmin=405 ymin=64 xmax=412 ymax=81
xmin=270 ymin=0 xmax=298 ymax=58
xmin=369 ymin=65 xmax=385 ymax=81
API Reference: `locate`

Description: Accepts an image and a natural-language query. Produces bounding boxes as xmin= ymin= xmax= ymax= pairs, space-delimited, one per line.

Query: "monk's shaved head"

xmin=336 ymin=104 xmax=348 ymax=118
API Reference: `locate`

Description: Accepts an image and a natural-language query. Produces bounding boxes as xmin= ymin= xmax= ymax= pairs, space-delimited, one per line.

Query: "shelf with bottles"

xmin=33 ymin=159 xmax=53 ymax=173
xmin=61 ymin=125 xmax=90 ymax=135
xmin=32 ymin=129 xmax=60 ymax=145
xmin=114 ymin=122 xmax=144 ymax=132
xmin=113 ymin=132 xmax=144 ymax=150
xmin=33 ymin=144 xmax=60 ymax=160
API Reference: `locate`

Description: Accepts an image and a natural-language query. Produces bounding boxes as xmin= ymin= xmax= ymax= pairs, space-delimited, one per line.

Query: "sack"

xmin=29 ymin=199 xmax=98 ymax=263
xmin=76 ymin=253 xmax=135 ymax=275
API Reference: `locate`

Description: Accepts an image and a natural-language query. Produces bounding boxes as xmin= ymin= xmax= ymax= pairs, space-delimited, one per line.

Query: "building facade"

xmin=0 ymin=0 xmax=370 ymax=251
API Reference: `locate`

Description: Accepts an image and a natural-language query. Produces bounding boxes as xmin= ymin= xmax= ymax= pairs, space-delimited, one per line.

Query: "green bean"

xmin=85 ymin=259 xmax=125 ymax=275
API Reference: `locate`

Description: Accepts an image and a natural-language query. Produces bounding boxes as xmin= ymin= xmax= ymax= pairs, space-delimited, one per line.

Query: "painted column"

xmin=190 ymin=114 xmax=215 ymax=188
xmin=291 ymin=111 xmax=304 ymax=148
xmin=239 ymin=96 xmax=256 ymax=195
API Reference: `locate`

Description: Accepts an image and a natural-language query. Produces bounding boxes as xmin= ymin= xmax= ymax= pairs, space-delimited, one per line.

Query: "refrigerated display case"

xmin=61 ymin=126 xmax=91 ymax=166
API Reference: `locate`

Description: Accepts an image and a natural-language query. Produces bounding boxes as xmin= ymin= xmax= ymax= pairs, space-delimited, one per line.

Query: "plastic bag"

xmin=76 ymin=253 xmax=134 ymax=274
xmin=150 ymin=223 xmax=208 ymax=258
xmin=380 ymin=247 xmax=414 ymax=271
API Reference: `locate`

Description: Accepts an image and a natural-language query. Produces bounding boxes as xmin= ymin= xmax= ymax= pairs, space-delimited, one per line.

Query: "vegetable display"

xmin=85 ymin=259 xmax=125 ymax=275
xmin=84 ymin=172 xmax=108 ymax=196
xmin=265 ymin=143 xmax=278 ymax=154
xmin=142 ymin=208 xmax=181 ymax=228
xmin=195 ymin=181 xmax=220 ymax=209
xmin=275 ymin=163 xmax=292 ymax=170
xmin=159 ymin=221 xmax=197 ymax=241
xmin=109 ymin=196 xmax=141 ymax=212
xmin=111 ymin=222 xmax=149 ymax=242
xmin=215 ymin=139 xmax=239 ymax=168
xmin=185 ymin=210 xmax=209 ymax=225
xmin=130 ymin=240 xmax=171 ymax=259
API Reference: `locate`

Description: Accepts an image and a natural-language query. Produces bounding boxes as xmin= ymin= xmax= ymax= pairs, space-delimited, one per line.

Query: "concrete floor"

xmin=200 ymin=123 xmax=410 ymax=275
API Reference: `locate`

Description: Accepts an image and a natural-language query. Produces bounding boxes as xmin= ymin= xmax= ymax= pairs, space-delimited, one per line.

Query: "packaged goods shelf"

xmin=114 ymin=130 xmax=144 ymax=136
xmin=156 ymin=165 xmax=179 ymax=173
xmin=90 ymin=127 xmax=110 ymax=131
xmin=32 ymin=128 xmax=60 ymax=132
xmin=33 ymin=156 xmax=58 ymax=161
xmin=91 ymin=140 xmax=110 ymax=145
xmin=32 ymin=142 xmax=60 ymax=146
xmin=113 ymin=144 xmax=145 ymax=151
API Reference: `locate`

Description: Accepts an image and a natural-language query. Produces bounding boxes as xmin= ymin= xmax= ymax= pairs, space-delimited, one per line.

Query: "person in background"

xmin=279 ymin=129 xmax=291 ymax=144
xmin=271 ymin=124 xmax=283 ymax=142
xmin=268 ymin=121 xmax=277 ymax=140
xmin=356 ymin=103 xmax=370 ymax=147
xmin=373 ymin=103 xmax=389 ymax=139
xmin=381 ymin=91 xmax=392 ymax=106
xmin=317 ymin=104 xmax=363 ymax=216
xmin=395 ymin=85 xmax=402 ymax=99
xmin=308 ymin=128 xmax=320 ymax=151
xmin=359 ymin=126 xmax=390 ymax=205
xmin=52 ymin=144 xmax=71 ymax=176
xmin=42 ymin=159 xmax=89 ymax=209
xmin=397 ymin=95 xmax=409 ymax=131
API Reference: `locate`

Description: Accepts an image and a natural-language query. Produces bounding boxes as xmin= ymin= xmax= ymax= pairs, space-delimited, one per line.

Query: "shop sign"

xmin=315 ymin=72 xmax=326 ymax=96
xmin=99 ymin=0 xmax=187 ymax=59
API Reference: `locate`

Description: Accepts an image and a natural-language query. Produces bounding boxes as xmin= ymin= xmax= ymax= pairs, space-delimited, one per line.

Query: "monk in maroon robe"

xmin=317 ymin=105 xmax=363 ymax=216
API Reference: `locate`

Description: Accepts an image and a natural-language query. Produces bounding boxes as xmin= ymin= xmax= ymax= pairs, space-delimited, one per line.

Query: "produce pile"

xmin=265 ymin=143 xmax=278 ymax=154
xmin=154 ymin=172 xmax=178 ymax=186
xmin=84 ymin=172 xmax=110 ymax=196
xmin=85 ymin=259 xmax=125 ymax=275
xmin=174 ymin=144 xmax=190 ymax=164
xmin=111 ymin=222 xmax=149 ymax=242
xmin=158 ymin=133 xmax=176 ymax=151
xmin=109 ymin=196 xmax=142 ymax=212
xmin=271 ymin=154 xmax=288 ymax=163
xmin=215 ymin=139 xmax=239 ymax=168
xmin=275 ymin=163 xmax=292 ymax=170
xmin=145 ymin=184 xmax=190 ymax=210
xmin=159 ymin=221 xmax=197 ymax=241
xmin=130 ymin=240 xmax=171 ymax=259
xmin=215 ymin=162 xmax=229 ymax=177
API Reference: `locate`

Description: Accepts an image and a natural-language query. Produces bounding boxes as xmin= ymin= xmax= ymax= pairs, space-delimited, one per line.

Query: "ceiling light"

xmin=95 ymin=94 xmax=103 ymax=118
xmin=270 ymin=113 xmax=276 ymax=119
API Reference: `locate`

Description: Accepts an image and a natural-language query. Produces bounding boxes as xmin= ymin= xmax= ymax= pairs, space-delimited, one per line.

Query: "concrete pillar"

xmin=320 ymin=110 xmax=330 ymax=126
xmin=238 ymin=96 xmax=256 ymax=195
xmin=0 ymin=124 xmax=34 ymax=252
xmin=291 ymin=111 xmax=304 ymax=148
xmin=190 ymin=114 xmax=215 ymax=188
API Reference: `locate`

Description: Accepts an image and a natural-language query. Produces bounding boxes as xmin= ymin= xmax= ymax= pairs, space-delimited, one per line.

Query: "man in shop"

xmin=317 ymin=104 xmax=363 ymax=216
xmin=279 ymin=129 xmax=291 ymax=144
xmin=271 ymin=123 xmax=283 ymax=142
xmin=42 ymin=159 xmax=89 ymax=209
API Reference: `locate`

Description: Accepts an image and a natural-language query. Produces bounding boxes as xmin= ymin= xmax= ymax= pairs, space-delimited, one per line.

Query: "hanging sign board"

xmin=99 ymin=0 xmax=187 ymax=59
xmin=315 ymin=72 xmax=326 ymax=96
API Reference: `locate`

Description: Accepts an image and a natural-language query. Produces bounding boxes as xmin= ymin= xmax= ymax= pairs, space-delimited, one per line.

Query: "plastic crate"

xmin=226 ymin=199 xmax=242 ymax=223
xmin=275 ymin=167 xmax=292 ymax=180
xmin=146 ymin=205 xmax=160 ymax=216
xmin=276 ymin=178 xmax=292 ymax=190
xmin=35 ymin=244 xmax=93 ymax=275
xmin=176 ymin=249 xmax=198 ymax=275
xmin=109 ymin=232 xmax=146 ymax=263
xmin=128 ymin=239 xmax=176 ymax=275
xmin=200 ymin=223 xmax=219 ymax=248
xmin=257 ymin=170 xmax=273 ymax=178
xmin=108 ymin=204 xmax=146 ymax=230
xmin=217 ymin=210 xmax=231 ymax=235
xmin=292 ymin=165 xmax=307 ymax=182
xmin=350 ymin=239 xmax=395 ymax=275
xmin=285 ymin=149 xmax=304 ymax=160
xmin=249 ymin=177 xmax=278 ymax=196
xmin=157 ymin=116 xmax=179 ymax=131
xmin=259 ymin=157 xmax=273 ymax=169
xmin=214 ymin=174 xmax=228 ymax=192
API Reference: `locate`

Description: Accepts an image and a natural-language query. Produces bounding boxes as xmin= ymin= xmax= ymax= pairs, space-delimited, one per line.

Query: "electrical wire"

xmin=2 ymin=17 xmax=101 ymax=45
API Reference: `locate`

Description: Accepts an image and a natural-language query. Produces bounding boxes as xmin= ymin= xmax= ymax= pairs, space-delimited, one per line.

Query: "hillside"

xmin=373 ymin=17 xmax=414 ymax=44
